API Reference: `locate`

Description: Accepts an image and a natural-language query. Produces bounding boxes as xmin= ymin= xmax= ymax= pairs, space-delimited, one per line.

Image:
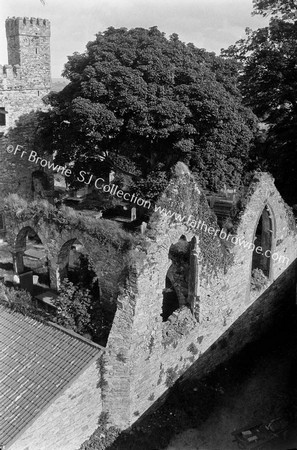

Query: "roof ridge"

xmin=48 ymin=321 xmax=105 ymax=350
xmin=0 ymin=304 xmax=104 ymax=351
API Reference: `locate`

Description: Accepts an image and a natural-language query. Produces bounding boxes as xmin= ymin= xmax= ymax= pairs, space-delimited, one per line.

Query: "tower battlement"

xmin=5 ymin=17 xmax=51 ymax=37
xmin=3 ymin=16 xmax=51 ymax=90
xmin=0 ymin=16 xmax=52 ymax=204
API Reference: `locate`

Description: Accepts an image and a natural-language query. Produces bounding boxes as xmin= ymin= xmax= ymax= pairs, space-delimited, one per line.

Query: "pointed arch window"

xmin=252 ymin=205 xmax=273 ymax=278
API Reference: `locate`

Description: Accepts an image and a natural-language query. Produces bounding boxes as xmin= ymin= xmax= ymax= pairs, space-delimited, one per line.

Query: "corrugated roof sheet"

xmin=0 ymin=305 xmax=102 ymax=446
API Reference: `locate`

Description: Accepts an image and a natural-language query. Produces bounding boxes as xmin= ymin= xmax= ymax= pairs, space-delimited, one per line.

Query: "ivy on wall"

xmin=150 ymin=171 xmax=234 ymax=279
xmin=226 ymin=172 xmax=296 ymax=235
xmin=4 ymin=194 xmax=140 ymax=252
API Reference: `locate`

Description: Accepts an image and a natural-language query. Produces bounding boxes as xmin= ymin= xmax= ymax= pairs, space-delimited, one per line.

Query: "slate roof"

xmin=0 ymin=305 xmax=102 ymax=447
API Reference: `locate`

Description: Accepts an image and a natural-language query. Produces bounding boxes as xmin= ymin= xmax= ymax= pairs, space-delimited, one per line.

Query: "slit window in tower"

xmin=0 ymin=212 xmax=5 ymax=231
xmin=0 ymin=107 xmax=7 ymax=126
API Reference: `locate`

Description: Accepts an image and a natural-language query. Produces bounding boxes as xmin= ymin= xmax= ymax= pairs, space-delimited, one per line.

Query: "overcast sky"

xmin=0 ymin=0 xmax=267 ymax=78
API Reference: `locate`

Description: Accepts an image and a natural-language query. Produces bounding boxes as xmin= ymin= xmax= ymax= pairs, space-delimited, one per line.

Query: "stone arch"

xmin=4 ymin=209 xmax=132 ymax=347
xmin=57 ymin=238 xmax=99 ymax=293
xmin=58 ymin=238 xmax=80 ymax=285
xmin=251 ymin=203 xmax=275 ymax=279
xmin=162 ymin=275 xmax=179 ymax=321
xmin=56 ymin=238 xmax=116 ymax=345
xmin=13 ymin=225 xmax=50 ymax=289
xmin=15 ymin=225 xmax=41 ymax=247
xmin=162 ymin=235 xmax=192 ymax=321
xmin=168 ymin=234 xmax=191 ymax=304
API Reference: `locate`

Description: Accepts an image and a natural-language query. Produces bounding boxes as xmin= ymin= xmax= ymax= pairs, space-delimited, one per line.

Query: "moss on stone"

xmin=4 ymin=194 xmax=140 ymax=252
xmin=150 ymin=169 xmax=234 ymax=278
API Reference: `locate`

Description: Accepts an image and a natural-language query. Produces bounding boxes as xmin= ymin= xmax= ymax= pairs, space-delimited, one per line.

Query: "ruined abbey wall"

xmin=4 ymin=210 xmax=131 ymax=327
xmin=4 ymin=168 xmax=297 ymax=442
xmin=103 ymin=171 xmax=297 ymax=428
xmin=2 ymin=16 xmax=297 ymax=447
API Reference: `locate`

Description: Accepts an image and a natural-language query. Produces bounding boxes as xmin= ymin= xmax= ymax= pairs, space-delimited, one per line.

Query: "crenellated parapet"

xmin=5 ymin=17 xmax=51 ymax=37
xmin=0 ymin=16 xmax=52 ymax=201
xmin=3 ymin=16 xmax=51 ymax=89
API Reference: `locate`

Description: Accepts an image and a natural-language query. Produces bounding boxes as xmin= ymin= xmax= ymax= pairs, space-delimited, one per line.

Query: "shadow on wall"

xmin=57 ymin=238 xmax=114 ymax=346
xmin=14 ymin=225 xmax=50 ymax=286
xmin=252 ymin=205 xmax=274 ymax=278
xmin=162 ymin=235 xmax=191 ymax=321
xmin=104 ymin=282 xmax=297 ymax=450
xmin=125 ymin=257 xmax=297 ymax=434
xmin=5 ymin=207 xmax=134 ymax=347
xmin=178 ymin=257 xmax=297 ymax=389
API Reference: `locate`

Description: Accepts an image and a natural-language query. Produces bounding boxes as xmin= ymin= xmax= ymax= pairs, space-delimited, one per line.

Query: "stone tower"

xmin=5 ymin=17 xmax=51 ymax=89
xmin=0 ymin=17 xmax=53 ymax=204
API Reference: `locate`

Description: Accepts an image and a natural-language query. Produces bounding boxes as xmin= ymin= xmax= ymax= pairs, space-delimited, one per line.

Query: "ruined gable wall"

xmin=198 ymin=173 xmax=297 ymax=326
xmin=104 ymin=170 xmax=217 ymax=426
xmin=103 ymin=170 xmax=297 ymax=428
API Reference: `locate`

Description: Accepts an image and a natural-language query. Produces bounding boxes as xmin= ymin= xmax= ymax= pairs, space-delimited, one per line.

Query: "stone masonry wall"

xmin=103 ymin=171 xmax=297 ymax=428
xmin=0 ymin=16 xmax=52 ymax=202
xmin=5 ymin=17 xmax=51 ymax=90
xmin=7 ymin=357 xmax=102 ymax=450
xmin=0 ymin=89 xmax=49 ymax=132
xmin=180 ymin=258 xmax=296 ymax=383
xmin=0 ymin=90 xmax=53 ymax=202
xmin=4 ymin=215 xmax=130 ymax=319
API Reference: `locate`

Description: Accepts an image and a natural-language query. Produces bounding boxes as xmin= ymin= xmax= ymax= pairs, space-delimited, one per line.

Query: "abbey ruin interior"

xmin=1 ymin=12 xmax=297 ymax=450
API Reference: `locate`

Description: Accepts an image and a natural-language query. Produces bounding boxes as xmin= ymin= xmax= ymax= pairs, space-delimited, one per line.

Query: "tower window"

xmin=35 ymin=48 xmax=38 ymax=54
xmin=0 ymin=212 xmax=5 ymax=231
xmin=0 ymin=107 xmax=6 ymax=126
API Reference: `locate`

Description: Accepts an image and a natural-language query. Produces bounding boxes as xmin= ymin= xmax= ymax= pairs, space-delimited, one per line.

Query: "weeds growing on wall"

xmin=4 ymin=194 xmax=139 ymax=252
xmin=150 ymin=173 xmax=234 ymax=278
xmin=226 ymin=172 xmax=296 ymax=235
xmin=250 ymin=268 xmax=268 ymax=291
xmin=79 ymin=412 xmax=121 ymax=450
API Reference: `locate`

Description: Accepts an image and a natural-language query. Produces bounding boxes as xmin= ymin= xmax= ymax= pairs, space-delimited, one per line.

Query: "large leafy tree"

xmin=38 ymin=27 xmax=256 ymax=199
xmin=222 ymin=0 xmax=297 ymax=204
xmin=252 ymin=0 xmax=297 ymax=19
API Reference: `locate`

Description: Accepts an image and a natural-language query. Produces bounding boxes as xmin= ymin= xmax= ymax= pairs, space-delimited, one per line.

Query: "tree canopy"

xmin=39 ymin=26 xmax=257 ymax=200
xmin=252 ymin=0 xmax=297 ymax=19
xmin=223 ymin=0 xmax=297 ymax=204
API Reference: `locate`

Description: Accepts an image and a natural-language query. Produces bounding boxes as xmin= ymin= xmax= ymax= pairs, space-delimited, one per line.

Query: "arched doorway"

xmin=57 ymin=239 xmax=112 ymax=345
xmin=13 ymin=226 xmax=49 ymax=291
xmin=162 ymin=276 xmax=179 ymax=321
xmin=162 ymin=235 xmax=192 ymax=322
xmin=57 ymin=239 xmax=99 ymax=291
xmin=32 ymin=170 xmax=51 ymax=200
